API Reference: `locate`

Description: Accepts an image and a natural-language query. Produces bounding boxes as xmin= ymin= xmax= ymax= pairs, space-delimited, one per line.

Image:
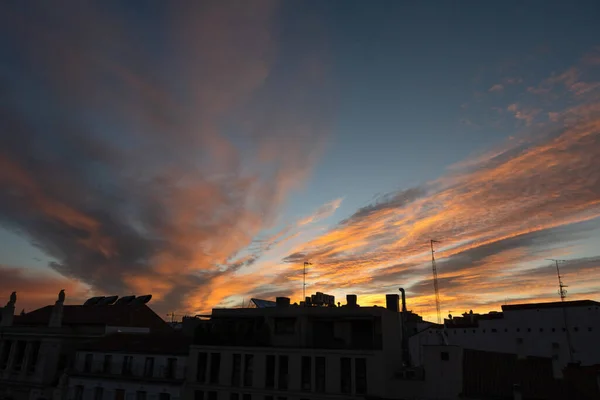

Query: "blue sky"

xmin=1 ymin=1 xmax=600 ymax=318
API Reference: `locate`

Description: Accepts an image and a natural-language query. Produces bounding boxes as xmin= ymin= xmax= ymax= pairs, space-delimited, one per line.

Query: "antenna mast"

xmin=547 ymin=258 xmax=573 ymax=363
xmin=303 ymin=261 xmax=312 ymax=302
xmin=430 ymin=239 xmax=442 ymax=324
xmin=549 ymin=259 xmax=568 ymax=301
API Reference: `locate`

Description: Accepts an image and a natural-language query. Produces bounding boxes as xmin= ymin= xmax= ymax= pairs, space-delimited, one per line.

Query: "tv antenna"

xmin=430 ymin=239 xmax=442 ymax=324
xmin=303 ymin=261 xmax=312 ymax=301
xmin=547 ymin=259 xmax=568 ymax=301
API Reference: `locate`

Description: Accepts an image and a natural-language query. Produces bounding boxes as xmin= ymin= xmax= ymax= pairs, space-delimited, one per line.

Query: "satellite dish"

xmin=97 ymin=295 xmax=119 ymax=305
xmin=115 ymin=295 xmax=136 ymax=305
xmin=132 ymin=295 xmax=152 ymax=305
xmin=84 ymin=296 xmax=105 ymax=306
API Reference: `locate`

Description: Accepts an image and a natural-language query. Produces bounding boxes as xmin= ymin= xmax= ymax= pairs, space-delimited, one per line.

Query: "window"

xmin=574 ymin=327 xmax=579 ymax=332
xmin=482 ymin=329 xmax=486 ymax=333
xmin=13 ymin=341 xmax=26 ymax=371
xmin=277 ymin=355 xmax=288 ymax=390
xmin=527 ymin=328 xmax=531 ymax=333
xmin=265 ymin=355 xmax=275 ymax=388
xmin=274 ymin=318 xmax=296 ymax=334
xmin=243 ymin=354 xmax=254 ymax=387
xmin=122 ymin=356 xmax=133 ymax=375
xmin=197 ymin=352 xmax=208 ymax=383
xmin=315 ymin=356 xmax=326 ymax=392
xmin=208 ymin=392 xmax=217 ymax=400
xmin=115 ymin=389 xmax=125 ymax=400
xmin=144 ymin=357 xmax=154 ymax=377
xmin=159 ymin=394 xmax=170 ymax=400
xmin=491 ymin=329 xmax=497 ymax=333
xmin=84 ymin=354 xmax=93 ymax=372
xmin=103 ymin=355 xmax=112 ymax=373
xmin=94 ymin=387 xmax=104 ymax=400
xmin=264 ymin=397 xmax=273 ymax=400
xmin=540 ymin=328 xmax=544 ymax=332
xmin=552 ymin=328 xmax=556 ymax=332
xmin=562 ymin=327 xmax=566 ymax=332
xmin=242 ymin=395 xmax=251 ymax=400
xmin=517 ymin=328 xmax=520 ymax=332
xmin=136 ymin=392 xmax=146 ymax=400
xmin=340 ymin=357 xmax=351 ymax=394
xmin=27 ymin=341 xmax=40 ymax=374
xmin=589 ymin=327 xmax=593 ymax=332
xmin=301 ymin=356 xmax=311 ymax=391
xmin=74 ymin=386 xmax=84 ymax=400
xmin=166 ymin=358 xmax=177 ymax=379
xmin=230 ymin=394 xmax=239 ymax=400
xmin=504 ymin=328 xmax=508 ymax=332
xmin=210 ymin=353 xmax=221 ymax=383
xmin=472 ymin=330 xmax=475 ymax=333
xmin=441 ymin=352 xmax=449 ymax=361
xmin=1 ymin=340 xmax=13 ymax=369
xmin=355 ymin=358 xmax=367 ymax=394
xmin=194 ymin=391 xmax=204 ymax=400
xmin=463 ymin=330 xmax=466 ymax=333
xmin=231 ymin=354 xmax=241 ymax=386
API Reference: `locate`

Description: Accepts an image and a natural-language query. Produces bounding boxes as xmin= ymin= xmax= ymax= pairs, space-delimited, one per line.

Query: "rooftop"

xmin=501 ymin=300 xmax=600 ymax=311
xmin=12 ymin=304 xmax=171 ymax=332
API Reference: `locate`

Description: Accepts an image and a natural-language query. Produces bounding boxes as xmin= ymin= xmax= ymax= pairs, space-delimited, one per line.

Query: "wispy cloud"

xmin=279 ymin=66 xmax=600 ymax=318
xmin=297 ymin=198 xmax=343 ymax=226
xmin=506 ymin=103 xmax=542 ymax=125
xmin=489 ymin=84 xmax=504 ymax=92
xmin=0 ymin=2 xmax=335 ymax=313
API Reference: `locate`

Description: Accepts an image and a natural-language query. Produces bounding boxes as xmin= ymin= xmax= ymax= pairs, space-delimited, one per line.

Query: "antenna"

xmin=547 ymin=259 xmax=568 ymax=301
xmin=546 ymin=258 xmax=573 ymax=363
xmin=303 ymin=261 xmax=312 ymax=301
xmin=430 ymin=239 xmax=442 ymax=324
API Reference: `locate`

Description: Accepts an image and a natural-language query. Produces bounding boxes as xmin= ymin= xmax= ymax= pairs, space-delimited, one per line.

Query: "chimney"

xmin=346 ymin=294 xmax=357 ymax=307
xmin=0 ymin=291 xmax=17 ymax=327
xmin=275 ymin=297 xmax=290 ymax=308
xmin=49 ymin=290 xmax=66 ymax=328
xmin=399 ymin=288 xmax=407 ymax=312
xmin=386 ymin=294 xmax=400 ymax=312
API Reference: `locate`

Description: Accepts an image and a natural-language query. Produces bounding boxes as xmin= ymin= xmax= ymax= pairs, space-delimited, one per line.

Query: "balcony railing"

xmin=75 ymin=361 xmax=186 ymax=381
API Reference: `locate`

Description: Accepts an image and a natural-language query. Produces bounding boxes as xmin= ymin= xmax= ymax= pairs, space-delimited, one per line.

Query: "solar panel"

xmin=251 ymin=298 xmax=277 ymax=308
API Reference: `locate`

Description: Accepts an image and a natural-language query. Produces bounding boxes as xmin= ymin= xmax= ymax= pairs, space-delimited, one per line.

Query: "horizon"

xmin=1 ymin=1 xmax=600 ymax=322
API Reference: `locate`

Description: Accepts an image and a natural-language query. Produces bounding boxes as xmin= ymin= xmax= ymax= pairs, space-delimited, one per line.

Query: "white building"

xmin=410 ymin=300 xmax=600 ymax=376
xmin=0 ymin=291 xmax=173 ymax=400
xmin=184 ymin=293 xmax=428 ymax=400
xmin=66 ymin=333 xmax=190 ymax=400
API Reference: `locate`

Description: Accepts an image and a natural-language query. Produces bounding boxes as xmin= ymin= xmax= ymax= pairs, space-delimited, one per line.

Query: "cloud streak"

xmin=279 ymin=60 xmax=600 ymax=318
xmin=0 ymin=1 xmax=335 ymax=313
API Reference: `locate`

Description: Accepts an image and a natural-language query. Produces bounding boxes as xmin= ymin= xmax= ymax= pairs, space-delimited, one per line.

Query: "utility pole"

xmin=303 ymin=261 xmax=312 ymax=302
xmin=547 ymin=259 xmax=573 ymax=363
xmin=430 ymin=239 xmax=442 ymax=324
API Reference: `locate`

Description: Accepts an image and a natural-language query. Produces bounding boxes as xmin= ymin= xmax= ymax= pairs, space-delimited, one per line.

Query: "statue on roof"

xmin=8 ymin=291 xmax=16 ymax=306
xmin=58 ymin=289 xmax=65 ymax=304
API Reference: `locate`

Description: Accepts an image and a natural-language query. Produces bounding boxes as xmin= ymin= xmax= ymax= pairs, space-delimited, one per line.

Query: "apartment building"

xmin=66 ymin=333 xmax=190 ymax=400
xmin=184 ymin=293 xmax=414 ymax=400
xmin=410 ymin=300 xmax=600 ymax=375
xmin=0 ymin=291 xmax=172 ymax=400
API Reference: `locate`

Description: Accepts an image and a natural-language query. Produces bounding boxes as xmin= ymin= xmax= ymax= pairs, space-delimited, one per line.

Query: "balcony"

xmin=73 ymin=361 xmax=186 ymax=382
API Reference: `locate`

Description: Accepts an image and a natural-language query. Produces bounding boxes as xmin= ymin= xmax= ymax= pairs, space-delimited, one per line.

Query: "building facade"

xmin=0 ymin=291 xmax=172 ymax=400
xmin=410 ymin=300 xmax=600 ymax=376
xmin=66 ymin=334 xmax=190 ymax=400
xmin=184 ymin=294 xmax=411 ymax=400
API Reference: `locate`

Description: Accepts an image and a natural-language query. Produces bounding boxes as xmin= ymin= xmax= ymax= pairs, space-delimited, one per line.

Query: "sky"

xmin=1 ymin=1 xmax=600 ymax=320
